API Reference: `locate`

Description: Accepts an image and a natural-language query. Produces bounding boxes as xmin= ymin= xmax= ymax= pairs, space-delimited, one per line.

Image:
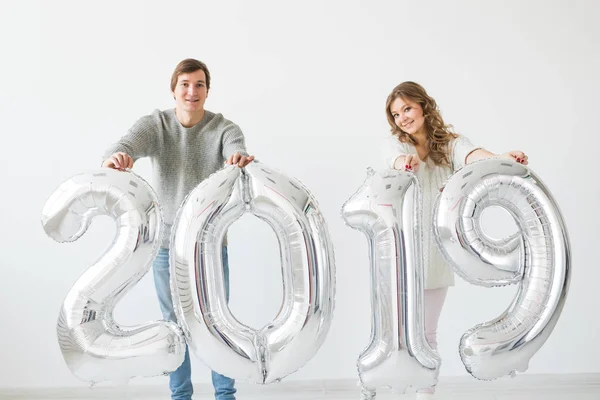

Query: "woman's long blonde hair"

xmin=386 ymin=81 xmax=457 ymax=167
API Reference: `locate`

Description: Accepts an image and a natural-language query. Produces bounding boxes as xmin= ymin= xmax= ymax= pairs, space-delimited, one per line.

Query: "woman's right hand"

xmin=102 ymin=152 xmax=133 ymax=170
xmin=394 ymin=154 xmax=420 ymax=172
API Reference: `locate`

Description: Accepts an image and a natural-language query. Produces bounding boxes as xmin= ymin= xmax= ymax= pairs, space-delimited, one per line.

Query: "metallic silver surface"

xmin=434 ymin=159 xmax=571 ymax=379
xmin=342 ymin=168 xmax=440 ymax=395
xmin=42 ymin=169 xmax=185 ymax=384
xmin=170 ymin=162 xmax=336 ymax=383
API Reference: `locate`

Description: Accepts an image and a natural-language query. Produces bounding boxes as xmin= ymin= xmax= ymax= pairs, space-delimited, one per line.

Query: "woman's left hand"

xmin=502 ymin=150 xmax=528 ymax=165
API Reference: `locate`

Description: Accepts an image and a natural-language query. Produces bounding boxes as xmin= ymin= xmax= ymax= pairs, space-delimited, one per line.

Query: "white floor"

xmin=2 ymin=374 xmax=599 ymax=400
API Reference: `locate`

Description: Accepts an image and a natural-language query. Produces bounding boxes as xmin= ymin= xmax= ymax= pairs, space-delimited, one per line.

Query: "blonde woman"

xmin=384 ymin=81 xmax=528 ymax=398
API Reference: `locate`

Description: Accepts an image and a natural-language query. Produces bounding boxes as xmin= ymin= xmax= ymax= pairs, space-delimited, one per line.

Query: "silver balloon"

xmin=41 ymin=169 xmax=186 ymax=384
xmin=170 ymin=162 xmax=336 ymax=383
xmin=433 ymin=158 xmax=571 ymax=380
xmin=342 ymin=168 xmax=440 ymax=397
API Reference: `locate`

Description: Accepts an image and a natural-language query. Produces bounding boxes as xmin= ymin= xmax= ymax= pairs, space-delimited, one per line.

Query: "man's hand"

xmin=226 ymin=152 xmax=255 ymax=167
xmin=102 ymin=152 xmax=134 ymax=170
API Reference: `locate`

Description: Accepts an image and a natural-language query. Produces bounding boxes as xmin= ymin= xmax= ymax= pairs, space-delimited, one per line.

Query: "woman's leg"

xmin=418 ymin=287 xmax=449 ymax=394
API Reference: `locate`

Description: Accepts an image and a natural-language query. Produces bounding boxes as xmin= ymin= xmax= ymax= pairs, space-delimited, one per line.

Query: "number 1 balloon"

xmin=342 ymin=168 xmax=440 ymax=398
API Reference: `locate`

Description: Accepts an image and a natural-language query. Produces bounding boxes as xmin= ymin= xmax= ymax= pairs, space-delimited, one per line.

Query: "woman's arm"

xmin=466 ymin=149 xmax=528 ymax=165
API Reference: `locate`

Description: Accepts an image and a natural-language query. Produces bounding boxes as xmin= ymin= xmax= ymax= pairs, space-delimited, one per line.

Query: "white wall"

xmin=1 ymin=0 xmax=598 ymax=389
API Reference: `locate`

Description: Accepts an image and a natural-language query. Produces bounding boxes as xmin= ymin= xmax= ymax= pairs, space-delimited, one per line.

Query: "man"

xmin=102 ymin=58 xmax=254 ymax=400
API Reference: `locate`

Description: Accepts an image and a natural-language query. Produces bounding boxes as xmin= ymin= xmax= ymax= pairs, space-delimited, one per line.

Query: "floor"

xmin=2 ymin=374 xmax=599 ymax=399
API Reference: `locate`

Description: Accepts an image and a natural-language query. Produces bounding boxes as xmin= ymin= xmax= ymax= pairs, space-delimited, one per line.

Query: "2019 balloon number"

xmin=42 ymin=159 xmax=569 ymax=394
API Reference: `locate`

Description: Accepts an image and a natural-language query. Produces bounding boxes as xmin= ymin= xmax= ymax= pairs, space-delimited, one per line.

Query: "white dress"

xmin=384 ymin=135 xmax=480 ymax=289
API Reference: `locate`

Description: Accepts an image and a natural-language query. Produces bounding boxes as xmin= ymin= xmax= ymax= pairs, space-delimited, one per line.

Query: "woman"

xmin=385 ymin=81 xmax=527 ymax=398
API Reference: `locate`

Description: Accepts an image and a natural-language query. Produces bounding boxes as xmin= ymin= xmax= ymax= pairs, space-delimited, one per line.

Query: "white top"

xmin=384 ymin=135 xmax=480 ymax=289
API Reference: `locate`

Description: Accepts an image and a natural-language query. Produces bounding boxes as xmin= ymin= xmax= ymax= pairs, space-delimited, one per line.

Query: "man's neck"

xmin=175 ymin=108 xmax=206 ymax=128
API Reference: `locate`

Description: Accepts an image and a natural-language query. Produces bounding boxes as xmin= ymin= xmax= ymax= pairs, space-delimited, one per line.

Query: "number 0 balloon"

xmin=170 ymin=162 xmax=336 ymax=383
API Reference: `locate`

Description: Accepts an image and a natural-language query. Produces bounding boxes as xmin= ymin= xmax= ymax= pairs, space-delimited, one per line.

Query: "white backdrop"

xmin=1 ymin=0 xmax=598 ymax=389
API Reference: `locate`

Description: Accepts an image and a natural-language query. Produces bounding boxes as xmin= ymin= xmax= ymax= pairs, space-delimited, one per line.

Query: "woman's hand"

xmin=393 ymin=154 xmax=420 ymax=172
xmin=502 ymin=150 xmax=528 ymax=165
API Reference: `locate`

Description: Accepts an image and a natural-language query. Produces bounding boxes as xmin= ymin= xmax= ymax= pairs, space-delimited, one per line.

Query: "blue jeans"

xmin=153 ymin=247 xmax=236 ymax=400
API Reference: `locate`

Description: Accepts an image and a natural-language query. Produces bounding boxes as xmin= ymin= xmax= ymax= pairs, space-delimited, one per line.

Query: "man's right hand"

xmin=102 ymin=152 xmax=133 ymax=170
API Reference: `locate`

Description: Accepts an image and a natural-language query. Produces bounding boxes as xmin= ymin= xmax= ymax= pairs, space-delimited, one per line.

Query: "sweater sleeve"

xmin=103 ymin=114 xmax=159 ymax=162
xmin=384 ymin=135 xmax=409 ymax=169
xmin=221 ymin=121 xmax=249 ymax=160
xmin=451 ymin=135 xmax=480 ymax=171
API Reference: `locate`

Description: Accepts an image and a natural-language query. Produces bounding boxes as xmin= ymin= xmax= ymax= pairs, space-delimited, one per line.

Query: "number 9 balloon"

xmin=41 ymin=169 xmax=186 ymax=384
xmin=434 ymin=158 xmax=571 ymax=380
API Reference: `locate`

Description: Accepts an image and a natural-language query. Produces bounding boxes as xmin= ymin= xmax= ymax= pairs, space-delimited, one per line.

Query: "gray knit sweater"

xmin=103 ymin=108 xmax=249 ymax=248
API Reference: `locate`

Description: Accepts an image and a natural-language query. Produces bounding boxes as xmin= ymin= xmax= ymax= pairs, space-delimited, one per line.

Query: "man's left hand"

xmin=226 ymin=152 xmax=255 ymax=167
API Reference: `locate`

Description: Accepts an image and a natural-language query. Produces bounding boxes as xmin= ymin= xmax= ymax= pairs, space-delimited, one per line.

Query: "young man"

xmin=102 ymin=58 xmax=254 ymax=400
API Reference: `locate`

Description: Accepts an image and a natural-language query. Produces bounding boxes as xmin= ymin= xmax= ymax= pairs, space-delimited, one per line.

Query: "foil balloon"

xmin=170 ymin=162 xmax=336 ymax=384
xmin=41 ymin=169 xmax=186 ymax=384
xmin=433 ymin=158 xmax=571 ymax=380
xmin=342 ymin=168 xmax=440 ymax=398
